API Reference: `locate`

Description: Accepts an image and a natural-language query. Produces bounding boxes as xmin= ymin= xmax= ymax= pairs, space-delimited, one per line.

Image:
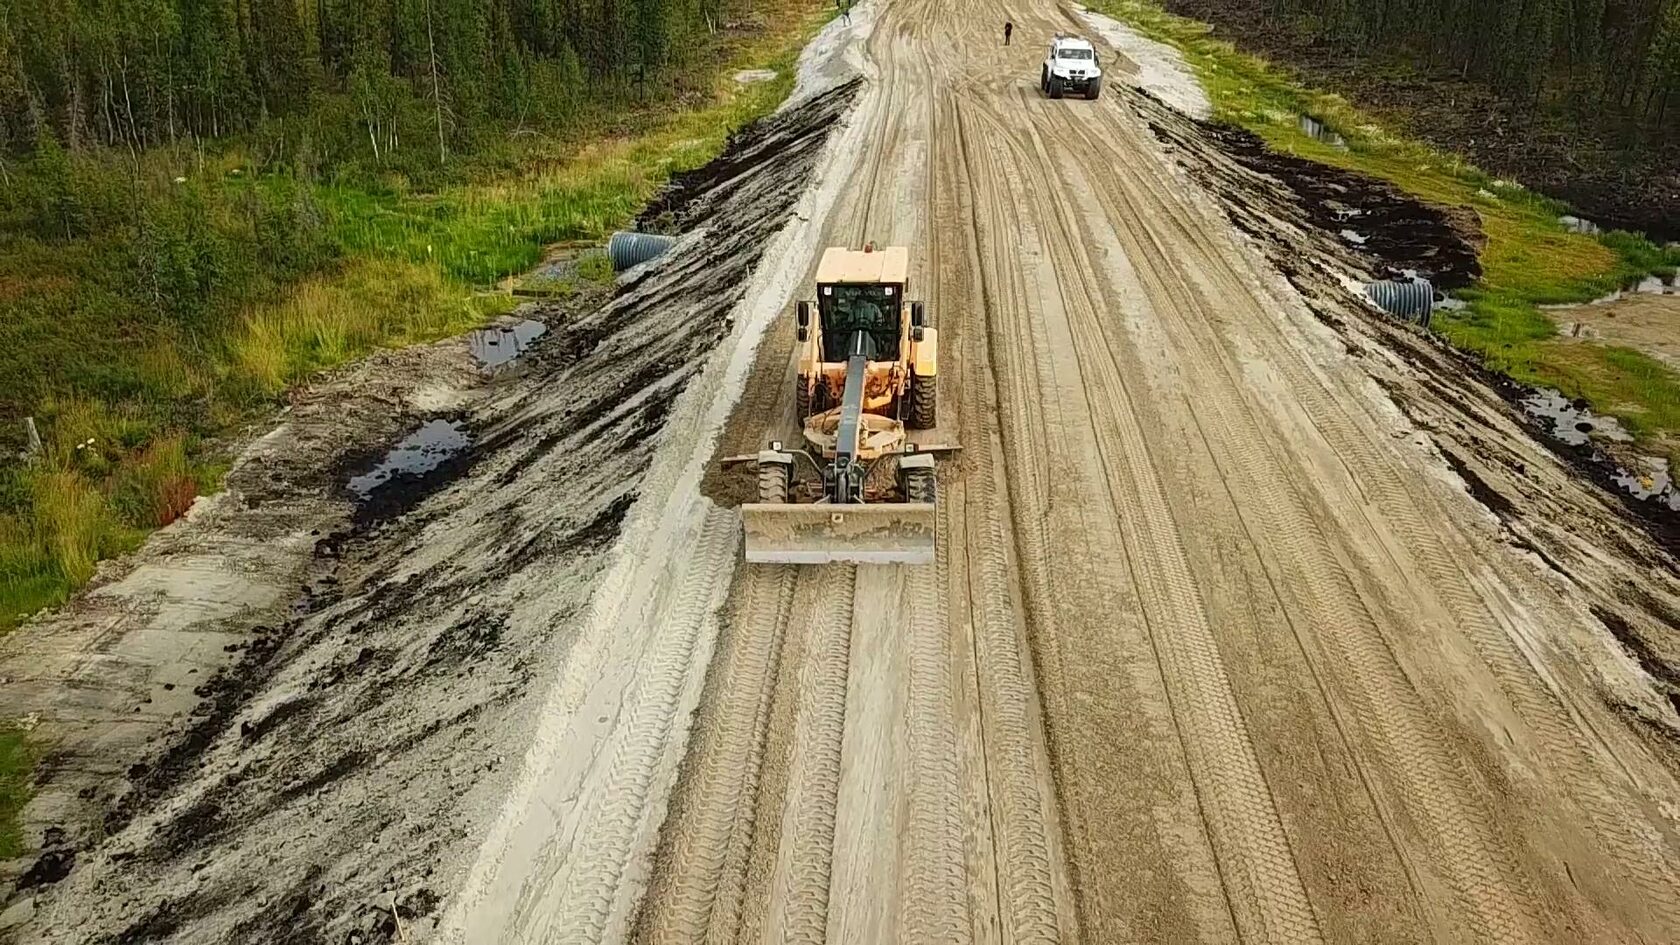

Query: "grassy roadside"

xmin=0 ymin=1 xmax=832 ymax=638
xmin=0 ymin=1 xmax=833 ymax=850
xmin=1085 ymin=0 xmax=1680 ymax=454
xmin=0 ymin=726 xmax=31 ymax=859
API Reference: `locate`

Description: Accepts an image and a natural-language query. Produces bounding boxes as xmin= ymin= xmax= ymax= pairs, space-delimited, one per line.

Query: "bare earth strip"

xmin=638 ymin=0 xmax=1680 ymax=943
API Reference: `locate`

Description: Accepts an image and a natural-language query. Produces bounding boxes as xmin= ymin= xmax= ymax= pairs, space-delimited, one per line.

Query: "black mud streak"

xmin=1592 ymin=607 xmax=1680 ymax=716
xmin=13 ymin=78 xmax=863 ymax=945
xmin=1142 ymin=106 xmax=1483 ymax=287
xmin=1438 ymin=447 xmax=1519 ymax=523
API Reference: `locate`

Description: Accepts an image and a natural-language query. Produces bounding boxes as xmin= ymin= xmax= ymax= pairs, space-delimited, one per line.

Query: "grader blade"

xmin=741 ymin=502 xmax=936 ymax=565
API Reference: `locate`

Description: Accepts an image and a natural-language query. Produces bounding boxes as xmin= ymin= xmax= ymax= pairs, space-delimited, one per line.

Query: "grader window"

xmin=819 ymin=284 xmax=902 ymax=361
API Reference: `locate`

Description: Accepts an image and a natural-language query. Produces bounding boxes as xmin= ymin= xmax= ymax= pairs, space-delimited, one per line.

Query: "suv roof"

xmin=1051 ymin=34 xmax=1094 ymax=49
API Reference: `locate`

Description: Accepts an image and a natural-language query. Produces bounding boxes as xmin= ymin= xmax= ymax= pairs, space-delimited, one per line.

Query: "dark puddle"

xmin=348 ymin=420 xmax=471 ymax=499
xmin=470 ymin=319 xmax=547 ymax=367
xmin=346 ymin=419 xmax=475 ymax=524
xmin=1520 ymin=390 xmax=1680 ymax=514
xmin=1299 ymin=114 xmax=1347 ymax=149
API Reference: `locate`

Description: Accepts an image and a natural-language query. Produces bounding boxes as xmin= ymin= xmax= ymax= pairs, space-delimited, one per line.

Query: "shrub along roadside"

xmin=1087 ymin=0 xmax=1680 ymax=452
xmin=0 ymin=0 xmax=832 ymax=639
xmin=0 ymin=0 xmax=834 ymax=860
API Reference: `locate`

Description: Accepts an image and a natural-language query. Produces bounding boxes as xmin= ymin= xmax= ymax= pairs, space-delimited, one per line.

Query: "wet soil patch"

xmin=1505 ymin=385 xmax=1680 ymax=559
xmin=1593 ymin=606 xmax=1680 ymax=716
xmin=11 ymin=75 xmax=866 ymax=945
xmin=1438 ymin=447 xmax=1518 ymax=523
xmin=1158 ymin=0 xmax=1680 ymax=242
xmin=344 ymin=418 xmax=476 ymax=526
xmin=98 ymin=624 xmax=287 ymax=841
xmin=1151 ymin=115 xmax=1484 ymax=288
xmin=15 ymin=845 xmax=74 ymax=892
xmin=1428 ymin=332 xmax=1680 ymax=562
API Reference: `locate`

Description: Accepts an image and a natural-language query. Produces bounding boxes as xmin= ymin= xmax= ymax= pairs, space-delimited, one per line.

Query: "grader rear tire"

xmin=906 ymin=373 xmax=937 ymax=430
xmin=795 ymin=377 xmax=812 ymax=419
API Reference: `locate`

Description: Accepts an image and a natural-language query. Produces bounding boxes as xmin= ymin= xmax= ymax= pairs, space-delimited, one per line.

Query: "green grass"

xmin=0 ymin=726 xmax=32 ymax=858
xmin=1089 ymin=0 xmax=1680 ymax=450
xmin=0 ymin=0 xmax=833 ymax=634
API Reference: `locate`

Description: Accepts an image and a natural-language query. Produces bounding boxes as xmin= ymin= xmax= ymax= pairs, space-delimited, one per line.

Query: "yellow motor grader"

xmin=731 ymin=245 xmax=953 ymax=564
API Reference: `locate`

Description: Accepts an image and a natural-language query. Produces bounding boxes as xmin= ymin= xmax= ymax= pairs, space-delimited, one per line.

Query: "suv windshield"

xmin=1058 ymin=48 xmax=1093 ymax=60
xmin=819 ymin=283 xmax=901 ymax=361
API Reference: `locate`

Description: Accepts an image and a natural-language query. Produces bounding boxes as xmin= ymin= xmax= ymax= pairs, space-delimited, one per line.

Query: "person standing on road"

xmin=1004 ymin=21 xmax=1013 ymax=45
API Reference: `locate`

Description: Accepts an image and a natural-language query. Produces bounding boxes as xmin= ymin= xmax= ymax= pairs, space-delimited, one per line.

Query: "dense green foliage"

xmin=1261 ymin=0 xmax=1680 ymax=140
xmin=0 ymin=0 xmax=729 ymax=170
xmin=0 ymin=0 xmax=822 ymax=635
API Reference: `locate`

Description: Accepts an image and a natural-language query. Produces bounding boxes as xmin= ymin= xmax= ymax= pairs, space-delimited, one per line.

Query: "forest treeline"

xmin=0 ymin=0 xmax=725 ymax=169
xmin=1266 ymin=0 xmax=1680 ymax=137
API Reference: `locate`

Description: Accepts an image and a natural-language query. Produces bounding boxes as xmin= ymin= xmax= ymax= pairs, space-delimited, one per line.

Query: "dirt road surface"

xmin=630 ymin=1 xmax=1680 ymax=943
xmin=11 ymin=0 xmax=1680 ymax=942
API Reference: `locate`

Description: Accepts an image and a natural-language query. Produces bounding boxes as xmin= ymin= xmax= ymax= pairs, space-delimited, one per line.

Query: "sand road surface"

xmin=624 ymin=1 xmax=1680 ymax=943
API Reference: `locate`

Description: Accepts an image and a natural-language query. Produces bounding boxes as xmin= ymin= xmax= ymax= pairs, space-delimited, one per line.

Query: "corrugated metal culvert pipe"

xmin=608 ymin=231 xmax=676 ymax=272
xmin=1364 ymin=277 xmax=1435 ymax=327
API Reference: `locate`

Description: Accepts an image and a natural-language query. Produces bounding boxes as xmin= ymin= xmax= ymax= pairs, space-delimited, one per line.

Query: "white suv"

xmin=1041 ymin=35 xmax=1102 ymax=100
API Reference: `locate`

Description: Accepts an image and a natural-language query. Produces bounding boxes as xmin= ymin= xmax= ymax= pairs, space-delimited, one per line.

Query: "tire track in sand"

xmin=635 ymin=564 xmax=797 ymax=944
xmin=1042 ymin=106 xmax=1543 ymax=942
xmin=529 ymin=507 xmax=738 ymax=945
xmin=899 ymin=498 xmax=974 ymax=942
xmin=765 ymin=566 xmax=857 ymax=945
xmin=893 ymin=88 xmax=976 ymax=945
xmin=985 ymin=102 xmax=1324 ymax=944
xmin=943 ymin=98 xmax=1083 ymax=945
xmin=1119 ymin=128 xmax=1680 ymax=930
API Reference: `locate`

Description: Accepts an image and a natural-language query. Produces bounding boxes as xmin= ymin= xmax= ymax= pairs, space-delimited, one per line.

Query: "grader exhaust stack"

xmin=734 ymin=245 xmax=950 ymax=565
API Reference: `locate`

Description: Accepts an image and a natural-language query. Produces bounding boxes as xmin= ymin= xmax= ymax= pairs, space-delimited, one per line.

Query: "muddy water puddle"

xmin=1571 ymin=272 xmax=1680 ymax=305
xmin=470 ymin=319 xmax=548 ymax=367
xmin=1519 ymin=391 xmax=1680 ymax=512
xmin=1521 ymin=390 xmax=1632 ymax=447
xmin=349 ymin=419 xmax=471 ymax=500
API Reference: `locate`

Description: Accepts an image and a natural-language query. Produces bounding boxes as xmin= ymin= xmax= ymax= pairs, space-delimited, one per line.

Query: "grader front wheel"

xmin=906 ymin=372 xmax=937 ymax=429
xmin=903 ymin=467 xmax=936 ymax=504
xmin=758 ymin=462 xmax=791 ymax=503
